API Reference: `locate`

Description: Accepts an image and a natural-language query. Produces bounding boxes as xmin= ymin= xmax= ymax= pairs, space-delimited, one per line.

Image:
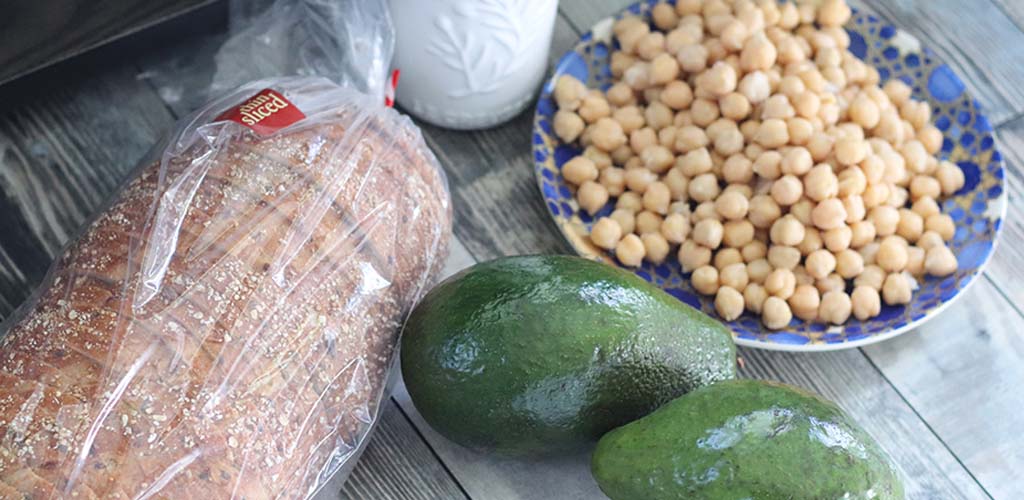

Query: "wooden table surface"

xmin=1 ymin=0 xmax=1022 ymax=498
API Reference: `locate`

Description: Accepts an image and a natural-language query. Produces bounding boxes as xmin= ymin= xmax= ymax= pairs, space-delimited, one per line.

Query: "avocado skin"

xmin=592 ymin=379 xmax=905 ymax=500
xmin=400 ymin=255 xmax=737 ymax=455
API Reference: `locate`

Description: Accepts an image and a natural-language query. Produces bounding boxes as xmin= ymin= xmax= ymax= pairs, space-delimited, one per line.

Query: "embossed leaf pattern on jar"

xmin=390 ymin=0 xmax=559 ymax=130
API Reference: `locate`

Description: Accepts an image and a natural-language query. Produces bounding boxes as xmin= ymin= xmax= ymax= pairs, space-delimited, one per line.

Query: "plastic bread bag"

xmin=0 ymin=7 xmax=453 ymax=497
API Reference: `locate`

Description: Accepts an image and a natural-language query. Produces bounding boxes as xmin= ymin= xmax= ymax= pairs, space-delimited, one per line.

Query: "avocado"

xmin=592 ymin=379 xmax=904 ymax=500
xmin=401 ymin=255 xmax=737 ymax=455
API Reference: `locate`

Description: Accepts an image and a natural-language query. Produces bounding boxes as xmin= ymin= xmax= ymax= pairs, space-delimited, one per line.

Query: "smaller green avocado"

xmin=592 ymin=379 xmax=904 ymax=500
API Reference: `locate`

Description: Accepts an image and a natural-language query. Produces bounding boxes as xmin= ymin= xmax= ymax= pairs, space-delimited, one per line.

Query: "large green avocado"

xmin=592 ymin=379 xmax=905 ymax=500
xmin=401 ymin=255 xmax=737 ymax=455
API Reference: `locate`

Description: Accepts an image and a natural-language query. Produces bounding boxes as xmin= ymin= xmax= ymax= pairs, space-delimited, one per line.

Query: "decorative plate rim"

xmin=532 ymin=2 xmax=1008 ymax=352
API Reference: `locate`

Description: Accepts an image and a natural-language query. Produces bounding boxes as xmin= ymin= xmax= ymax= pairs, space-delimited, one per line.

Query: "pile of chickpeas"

xmin=552 ymin=0 xmax=965 ymax=329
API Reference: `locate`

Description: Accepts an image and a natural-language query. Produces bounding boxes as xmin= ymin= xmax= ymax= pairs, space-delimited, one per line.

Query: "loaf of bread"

xmin=0 ymin=78 xmax=451 ymax=499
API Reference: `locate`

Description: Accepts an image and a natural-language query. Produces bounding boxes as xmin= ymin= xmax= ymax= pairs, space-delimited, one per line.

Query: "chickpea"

xmin=610 ymin=52 xmax=638 ymax=81
xmin=663 ymin=168 xmax=689 ymax=201
xmin=554 ymin=75 xmax=586 ymax=110
xmin=660 ymin=212 xmax=691 ymax=244
xmin=577 ymin=181 xmax=610 ymax=214
xmin=742 ymin=240 xmax=769 ymax=262
xmin=713 ymin=248 xmax=743 ymax=270
xmin=787 ymin=117 xmax=814 ymax=145
xmin=744 ymin=258 xmax=772 ymax=284
xmin=659 ymin=82 xmax=693 ymax=112
xmin=693 ymin=218 xmax=725 ymax=248
xmin=770 ymin=215 xmax=806 ymax=246
xmin=771 ymin=175 xmax=804 ymax=206
xmin=672 ymin=127 xmax=708 ymax=156
xmin=877 ymin=235 xmax=909 ymax=272
xmin=693 ymin=201 xmax=721 ymax=223
xmin=675 ymin=0 xmax=702 ymax=15
xmin=849 ymin=93 xmax=880 ymax=129
xmin=834 ymin=136 xmax=867 ymax=166
xmin=658 ymin=126 xmax=678 ymax=149
xmin=917 ymin=125 xmax=942 ymax=154
xmin=868 ymin=205 xmax=899 ymax=237
xmin=642 ymin=145 xmax=675 ymax=174
xmin=786 ymin=199 xmax=811 ymax=226
xmin=613 ymin=106 xmax=646 ymax=134
xmin=907 ymin=195 xmax=939 ymax=219
xmin=901 ymin=100 xmax=931 ymax=131
xmin=925 ymin=244 xmax=958 ymax=277
xmin=630 ymin=127 xmax=658 ymax=155
xmin=762 ymin=296 xmax=793 ymax=329
xmin=712 ymin=190 xmax=747 ymax=220
xmin=689 ymin=173 xmax=722 ymax=202
xmin=583 ymin=146 xmax=613 ymax=170
xmin=740 ymin=33 xmax=778 ymax=71
xmin=590 ymin=117 xmax=628 ymax=151
xmin=713 ymin=127 xmax=745 ymax=156
xmin=811 ymin=199 xmax=848 ymax=230
xmin=789 ymin=284 xmax=821 ymax=320
xmin=882 ymin=272 xmax=912 ymax=305
xmin=924 ymin=213 xmax=955 ymax=241
xmin=624 ymin=156 xmax=643 ymax=171
xmin=590 ymin=217 xmax=623 ymax=250
xmin=894 ymin=208 xmax=924 ymax=242
xmin=906 ymin=245 xmax=926 ymax=276
xmin=691 ymin=98 xmax=721 ymax=127
xmin=736 ymin=196 xmax=777 ymax=231
xmin=798 ymin=227 xmax=824 ymax=255
xmin=810 ymin=273 xmax=840 ymax=295
xmin=842 ymin=195 xmax=866 ymax=224
xmin=852 ymin=265 xmax=884 ymax=291
xmin=554 ymin=110 xmax=586 ymax=143
xmin=720 ymin=17 xmax=750 ymax=51
xmin=755 ymin=119 xmax=790 ymax=148
xmin=777 ymin=149 xmax=811 ymax=178
xmin=743 ymin=283 xmax=769 ymax=314
xmin=794 ymin=91 xmax=822 ymax=121
xmin=679 ymin=240 xmax=713 ymax=271
xmin=642 ymin=181 xmax=672 ymax=214
xmin=624 ymin=167 xmax=657 ymax=193
xmin=917 ymin=230 xmax=944 ymax=251
xmin=899 ymin=140 xmax=928 ymax=174
xmin=737 ymin=71 xmax=771 ymax=105
xmin=616 ymin=234 xmax=646 ymax=267
xmin=835 ymin=248 xmax=864 ymax=279
xmin=843 ymin=285 xmax=881 ymax=321
xmin=641 ymin=233 xmax=671 ymax=264
xmin=803 ymin=164 xmax=839 ymax=202
xmin=861 ymin=183 xmax=890 ymax=209
xmin=645 ymin=101 xmax=674 ymax=130
xmin=722 ymin=220 xmax=755 ymax=248
xmin=760 ymin=94 xmax=796 ymax=120
xmin=882 ymin=79 xmax=912 ymax=107
xmin=562 ymin=156 xmax=598 ymax=185
xmin=715 ymin=286 xmax=745 ymax=320
xmin=698 ymin=62 xmax=738 ymax=97
xmin=718 ymin=262 xmax=749 ymax=290
xmin=860 ymin=242 xmax=880 ymax=266
xmin=636 ymin=210 xmax=664 ymax=235
xmin=610 ymin=208 xmax=636 ymax=235
xmin=600 ymin=166 xmax=626 ymax=196
xmin=692 ymin=265 xmax=721 ymax=295
xmin=936 ymin=161 xmax=966 ymax=195
xmin=579 ymin=94 xmax=612 ymax=124
xmin=801 ymin=249 xmax=833 ymax=280
xmin=768 ymin=245 xmax=802 ymax=270
xmin=753 ymin=150 xmax=784 ymax=179
xmin=835 ymin=168 xmax=866 ymax=199
xmin=611 ymin=144 xmax=634 ymax=165
xmin=818 ymin=290 xmax=852 ymax=324
xmin=720 ymin=155 xmax=753 ymax=184
xmin=717 ymin=93 xmax=751 ymax=121
xmin=651 ymin=2 xmax=680 ymax=31
xmin=859 ymin=154 xmax=885 ymax=185
xmin=823 ymin=224 xmax=853 ymax=252
xmin=677 ymin=43 xmax=710 ymax=74
xmin=616 ymin=191 xmax=643 ymax=212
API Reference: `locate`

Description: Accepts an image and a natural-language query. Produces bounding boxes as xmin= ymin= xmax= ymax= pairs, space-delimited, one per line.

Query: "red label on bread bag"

xmin=217 ymin=88 xmax=305 ymax=136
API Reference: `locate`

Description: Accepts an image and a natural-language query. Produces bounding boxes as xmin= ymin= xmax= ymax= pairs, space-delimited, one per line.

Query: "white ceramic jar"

xmin=388 ymin=0 xmax=559 ymax=130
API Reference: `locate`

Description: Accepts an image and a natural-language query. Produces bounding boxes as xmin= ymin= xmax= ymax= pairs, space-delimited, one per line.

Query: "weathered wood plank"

xmin=863 ymin=277 xmax=1022 ymax=500
xmin=336 ymin=400 xmax=469 ymax=500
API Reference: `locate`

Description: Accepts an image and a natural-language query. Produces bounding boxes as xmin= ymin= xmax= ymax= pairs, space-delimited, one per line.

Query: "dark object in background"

xmin=0 ymin=0 xmax=222 ymax=89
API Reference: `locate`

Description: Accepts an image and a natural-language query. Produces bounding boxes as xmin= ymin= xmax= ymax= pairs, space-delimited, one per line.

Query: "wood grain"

xmin=0 ymin=0 xmax=218 ymax=86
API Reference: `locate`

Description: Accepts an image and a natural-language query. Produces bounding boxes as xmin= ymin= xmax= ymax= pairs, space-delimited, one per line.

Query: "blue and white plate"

xmin=532 ymin=1 xmax=1007 ymax=351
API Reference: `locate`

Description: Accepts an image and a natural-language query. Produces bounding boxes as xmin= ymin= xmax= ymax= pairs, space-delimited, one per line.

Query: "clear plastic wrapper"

xmin=0 ymin=75 xmax=452 ymax=498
